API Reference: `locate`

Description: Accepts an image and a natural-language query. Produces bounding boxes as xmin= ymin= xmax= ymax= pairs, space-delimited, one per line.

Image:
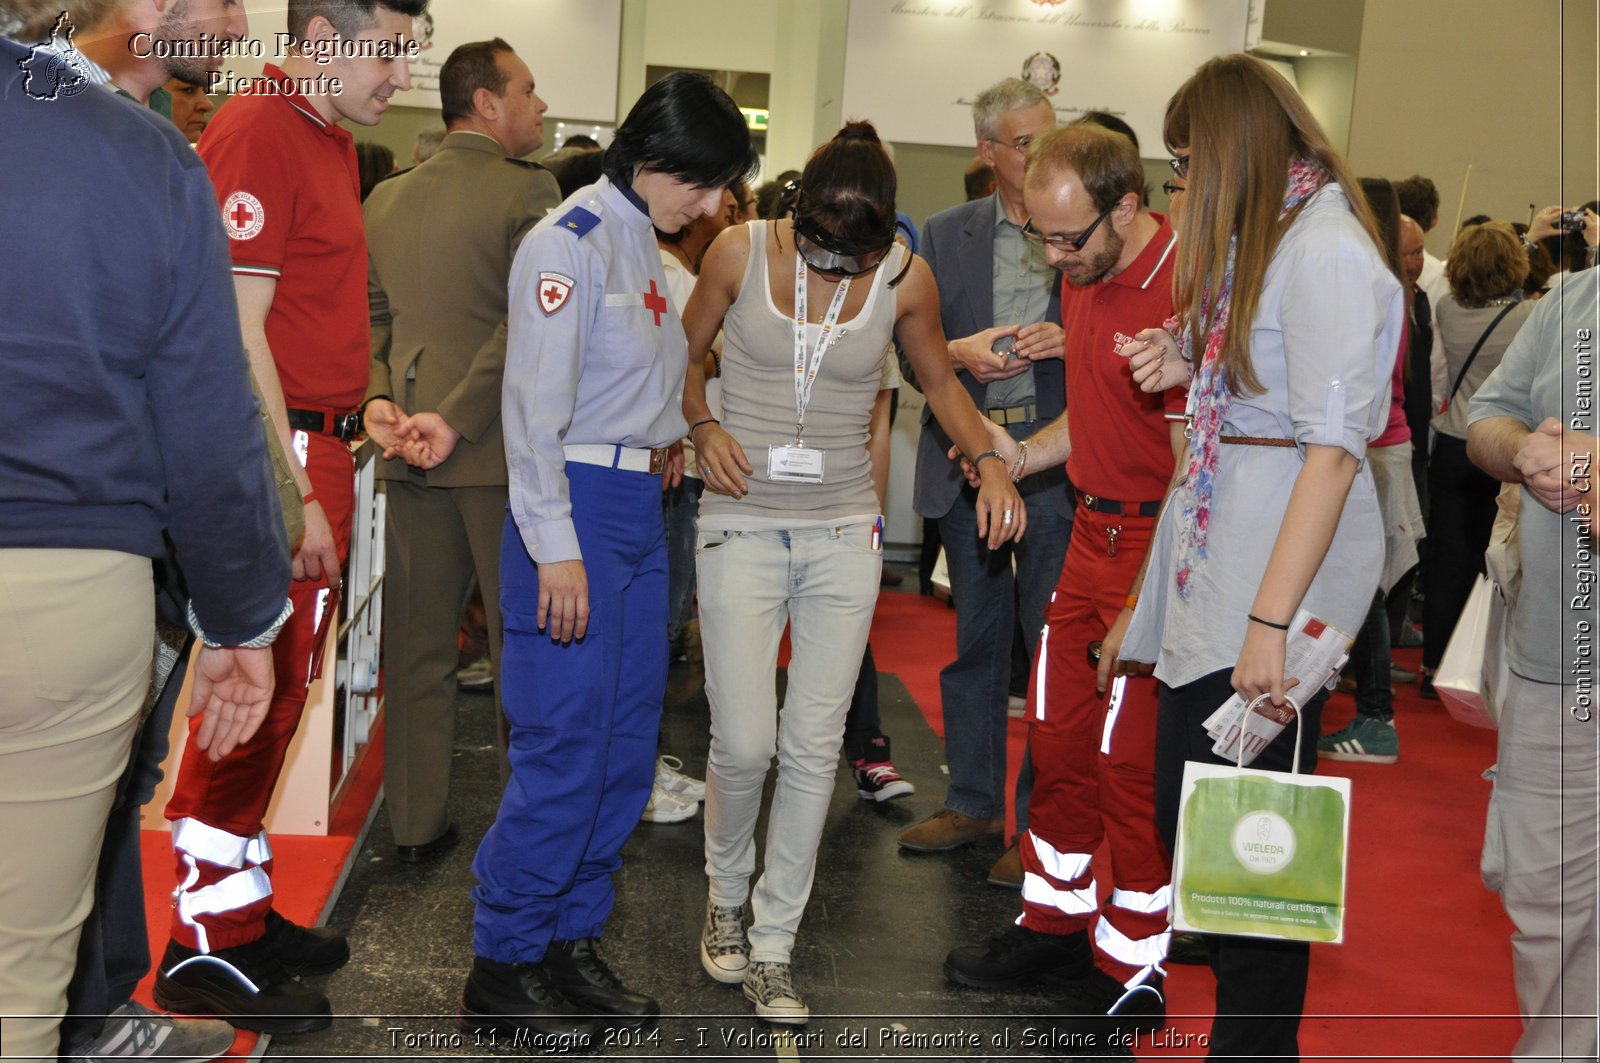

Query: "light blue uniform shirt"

xmin=503 ymin=175 xmax=689 ymax=563
xmin=1124 ymin=183 xmax=1405 ymax=687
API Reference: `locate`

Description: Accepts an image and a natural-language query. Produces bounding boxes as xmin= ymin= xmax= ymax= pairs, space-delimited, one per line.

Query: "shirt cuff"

xmin=524 ymin=518 xmax=582 ymax=566
xmin=188 ymin=597 xmax=294 ymax=649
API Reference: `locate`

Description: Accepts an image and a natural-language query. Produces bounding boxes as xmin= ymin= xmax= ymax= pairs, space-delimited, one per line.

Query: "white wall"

xmin=1348 ymin=0 xmax=1599 ymax=256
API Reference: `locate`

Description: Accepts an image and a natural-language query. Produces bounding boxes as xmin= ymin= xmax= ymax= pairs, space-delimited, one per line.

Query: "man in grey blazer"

xmin=900 ymin=79 xmax=1073 ymax=878
xmin=363 ymin=38 xmax=560 ymax=863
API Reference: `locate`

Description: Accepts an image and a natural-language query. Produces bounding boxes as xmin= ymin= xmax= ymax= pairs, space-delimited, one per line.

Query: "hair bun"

xmin=836 ymin=121 xmax=882 ymax=145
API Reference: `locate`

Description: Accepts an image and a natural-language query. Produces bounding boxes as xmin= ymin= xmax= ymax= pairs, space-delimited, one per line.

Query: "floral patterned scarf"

xmin=1171 ymin=158 xmax=1330 ymax=598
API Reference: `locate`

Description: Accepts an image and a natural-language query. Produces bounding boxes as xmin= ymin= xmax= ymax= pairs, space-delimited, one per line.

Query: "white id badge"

xmin=767 ymin=444 xmax=825 ymax=483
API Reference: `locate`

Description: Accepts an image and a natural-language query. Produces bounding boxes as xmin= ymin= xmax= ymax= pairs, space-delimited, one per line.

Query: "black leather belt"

xmin=1076 ymin=491 xmax=1161 ymax=517
xmin=287 ymin=407 xmax=361 ymax=443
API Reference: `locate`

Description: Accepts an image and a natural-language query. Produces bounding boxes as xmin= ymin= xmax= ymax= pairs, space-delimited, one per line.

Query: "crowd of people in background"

xmin=1 ymin=1 xmax=1596 ymax=1060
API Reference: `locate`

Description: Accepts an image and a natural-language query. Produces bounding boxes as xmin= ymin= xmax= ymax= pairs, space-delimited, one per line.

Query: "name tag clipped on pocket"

xmin=767 ymin=443 xmax=826 ymax=483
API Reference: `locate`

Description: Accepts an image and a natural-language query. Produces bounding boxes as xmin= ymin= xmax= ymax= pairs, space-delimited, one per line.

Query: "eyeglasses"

xmin=1168 ymin=155 xmax=1189 ymax=179
xmin=985 ymin=134 xmax=1035 ymax=155
xmin=1161 ymin=180 xmax=1185 ymax=197
xmin=1022 ymin=199 xmax=1119 ymax=253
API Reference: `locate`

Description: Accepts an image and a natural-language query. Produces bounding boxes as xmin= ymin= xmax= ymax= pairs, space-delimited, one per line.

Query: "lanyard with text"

xmin=770 ymin=254 xmax=851 ymax=483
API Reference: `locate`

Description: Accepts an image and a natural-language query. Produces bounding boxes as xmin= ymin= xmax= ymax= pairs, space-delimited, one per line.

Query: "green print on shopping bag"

xmin=1175 ymin=772 xmax=1349 ymax=942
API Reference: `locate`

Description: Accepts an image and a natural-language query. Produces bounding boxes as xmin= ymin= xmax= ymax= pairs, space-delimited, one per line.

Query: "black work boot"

xmin=153 ymin=938 xmax=331 ymax=1035
xmin=944 ymin=924 xmax=1094 ymax=989
xmin=457 ymin=956 xmax=597 ymax=1047
xmin=542 ymin=938 xmax=660 ymax=1026
xmin=262 ymin=908 xmax=350 ymax=976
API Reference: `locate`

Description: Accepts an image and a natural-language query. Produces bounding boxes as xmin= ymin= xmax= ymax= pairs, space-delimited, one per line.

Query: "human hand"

xmin=362 ymin=398 xmax=407 ymax=453
xmin=974 ymin=469 xmax=1025 ymax=548
xmin=663 ymin=442 xmax=684 ymax=492
xmin=537 ymin=559 xmax=589 ymax=643
xmin=695 ymin=423 xmax=753 ymax=499
xmin=1015 ymin=321 xmax=1065 ymax=361
xmin=1518 ymin=417 xmax=1585 ymax=513
xmin=1099 ymin=606 xmax=1153 ymax=693
xmin=293 ymin=501 xmax=340 ymax=584
xmin=1231 ymin=620 xmax=1300 ymax=708
xmin=1117 ymin=328 xmax=1190 ymax=393
xmin=950 ymin=327 xmax=1031 ymax=384
xmin=393 ymin=411 xmax=461 ymax=469
xmin=189 ymin=645 xmax=275 ymax=761
xmin=948 ymin=418 xmax=1017 ymax=488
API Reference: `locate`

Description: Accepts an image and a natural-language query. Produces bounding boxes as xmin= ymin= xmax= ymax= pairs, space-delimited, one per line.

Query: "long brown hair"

xmin=1163 ymin=55 xmax=1384 ymax=396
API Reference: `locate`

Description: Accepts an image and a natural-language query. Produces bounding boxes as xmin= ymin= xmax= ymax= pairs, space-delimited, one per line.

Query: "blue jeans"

xmin=1349 ymin=590 xmax=1393 ymax=722
xmin=663 ymin=475 xmax=703 ymax=647
xmin=937 ymin=468 xmax=1071 ymax=825
xmin=698 ymin=523 xmax=880 ymax=961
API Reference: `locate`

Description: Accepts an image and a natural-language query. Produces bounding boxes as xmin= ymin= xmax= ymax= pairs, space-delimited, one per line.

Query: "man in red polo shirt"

xmin=944 ymin=123 xmax=1185 ymax=1044
xmin=158 ymin=0 xmax=427 ymax=1033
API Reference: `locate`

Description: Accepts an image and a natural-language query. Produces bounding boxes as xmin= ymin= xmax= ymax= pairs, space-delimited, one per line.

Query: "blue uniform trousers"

xmin=472 ymin=463 xmax=667 ymax=962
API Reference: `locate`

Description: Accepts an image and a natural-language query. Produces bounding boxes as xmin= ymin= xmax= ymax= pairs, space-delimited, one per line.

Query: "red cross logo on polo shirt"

xmin=221 ymin=191 xmax=265 ymax=242
xmin=644 ymin=279 xmax=668 ymax=327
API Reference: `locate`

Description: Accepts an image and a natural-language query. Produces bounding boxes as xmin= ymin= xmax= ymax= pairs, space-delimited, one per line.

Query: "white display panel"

xmin=841 ymin=0 xmax=1250 ymax=151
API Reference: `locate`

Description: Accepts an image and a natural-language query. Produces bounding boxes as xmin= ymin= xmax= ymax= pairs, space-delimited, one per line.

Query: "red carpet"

xmin=869 ymin=589 xmax=1522 ymax=1060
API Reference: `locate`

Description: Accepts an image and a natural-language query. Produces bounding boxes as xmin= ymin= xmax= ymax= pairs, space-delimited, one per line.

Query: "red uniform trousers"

xmin=1020 ymin=506 xmax=1171 ymax=986
xmin=165 ymin=433 xmax=353 ymax=951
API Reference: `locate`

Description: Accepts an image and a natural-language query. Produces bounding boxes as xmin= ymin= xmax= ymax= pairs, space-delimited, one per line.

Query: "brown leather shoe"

xmin=986 ymin=839 xmax=1023 ymax=888
xmin=897 ymin=808 xmax=1005 ymax=852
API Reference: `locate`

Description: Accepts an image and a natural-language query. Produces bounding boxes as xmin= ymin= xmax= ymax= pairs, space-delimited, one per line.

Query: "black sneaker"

xmin=944 ymin=925 xmax=1093 ymax=989
xmin=263 ymin=908 xmax=349 ymax=976
xmin=153 ymin=939 xmax=331 ymax=1035
xmin=458 ymin=955 xmax=597 ymax=1046
xmin=1054 ymin=968 xmax=1165 ymax=1042
xmin=1166 ymin=932 xmax=1210 ymax=966
xmin=542 ymin=938 xmax=659 ymax=1026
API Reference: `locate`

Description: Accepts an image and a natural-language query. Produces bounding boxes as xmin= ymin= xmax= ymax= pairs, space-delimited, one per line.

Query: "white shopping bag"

xmin=1434 ymin=574 xmax=1508 ymax=730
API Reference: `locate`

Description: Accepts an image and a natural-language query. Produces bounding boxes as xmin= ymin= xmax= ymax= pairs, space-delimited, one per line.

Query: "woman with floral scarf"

xmin=1117 ymin=55 xmax=1404 ymax=1060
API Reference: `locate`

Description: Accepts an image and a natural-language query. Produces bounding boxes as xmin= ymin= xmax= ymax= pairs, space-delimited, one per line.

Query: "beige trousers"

xmin=0 ymin=550 xmax=149 ymax=1061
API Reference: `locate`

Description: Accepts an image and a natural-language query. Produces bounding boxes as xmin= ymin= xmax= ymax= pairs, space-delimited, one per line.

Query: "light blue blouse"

xmin=1123 ymin=182 xmax=1406 ymax=687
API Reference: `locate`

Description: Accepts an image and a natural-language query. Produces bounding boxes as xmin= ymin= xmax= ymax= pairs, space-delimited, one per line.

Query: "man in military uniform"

xmin=362 ymin=37 xmax=560 ymax=865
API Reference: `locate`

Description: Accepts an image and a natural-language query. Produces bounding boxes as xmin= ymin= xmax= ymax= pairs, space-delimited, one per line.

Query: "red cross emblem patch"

xmin=222 ymin=190 xmax=264 ymax=242
xmin=538 ymin=271 xmax=575 ymax=316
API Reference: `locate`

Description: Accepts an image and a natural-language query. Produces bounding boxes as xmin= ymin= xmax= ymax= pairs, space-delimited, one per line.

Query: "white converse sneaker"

xmin=655 ymin=754 xmax=705 ymax=801
xmin=742 ymin=960 xmax=809 ymax=1024
xmin=699 ymin=901 xmax=748 ymax=984
xmin=640 ymin=781 xmax=698 ymax=823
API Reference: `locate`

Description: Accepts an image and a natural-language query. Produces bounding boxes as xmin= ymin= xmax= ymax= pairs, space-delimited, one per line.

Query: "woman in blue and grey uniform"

xmin=460 ymin=72 xmax=757 ymax=1045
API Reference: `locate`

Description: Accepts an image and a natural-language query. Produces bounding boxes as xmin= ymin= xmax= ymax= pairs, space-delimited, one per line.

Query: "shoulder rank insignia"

xmin=555 ymin=205 xmax=601 ymax=238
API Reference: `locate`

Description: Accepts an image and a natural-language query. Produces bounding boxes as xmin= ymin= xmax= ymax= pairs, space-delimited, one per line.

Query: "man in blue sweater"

xmin=0 ymin=5 xmax=293 ymax=1058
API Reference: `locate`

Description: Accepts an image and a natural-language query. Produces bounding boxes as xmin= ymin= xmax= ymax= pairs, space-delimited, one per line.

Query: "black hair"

xmin=1358 ymin=176 xmax=1403 ymax=280
xmin=553 ymin=150 xmax=604 ymax=200
xmin=1074 ymin=110 xmax=1139 ymax=152
xmin=356 ymin=141 xmax=395 ymax=201
xmin=439 ymin=38 xmax=511 ymax=127
xmin=287 ymin=0 xmax=428 ymax=44
xmin=563 ymin=134 xmax=602 ymax=151
xmin=1394 ymin=175 xmax=1440 ymax=230
xmin=792 ymin=121 xmax=897 ymax=254
xmin=603 ymin=71 xmax=757 ymax=191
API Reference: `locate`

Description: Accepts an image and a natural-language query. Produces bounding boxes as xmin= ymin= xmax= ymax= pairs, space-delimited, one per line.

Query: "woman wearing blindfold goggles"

xmin=678 ymin=121 xmax=1025 ymax=1025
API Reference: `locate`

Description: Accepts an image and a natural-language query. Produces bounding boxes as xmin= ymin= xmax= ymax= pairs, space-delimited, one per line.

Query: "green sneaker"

xmin=1319 ymin=717 xmax=1399 ymax=764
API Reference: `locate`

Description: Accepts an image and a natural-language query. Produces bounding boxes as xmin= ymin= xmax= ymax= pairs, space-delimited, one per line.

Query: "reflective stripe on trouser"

xmin=164 ymin=434 xmax=353 ymax=951
xmin=1020 ymin=509 xmax=1170 ymax=984
xmin=472 ymin=466 xmax=667 ymax=963
xmin=170 ymin=821 xmax=273 ymax=953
